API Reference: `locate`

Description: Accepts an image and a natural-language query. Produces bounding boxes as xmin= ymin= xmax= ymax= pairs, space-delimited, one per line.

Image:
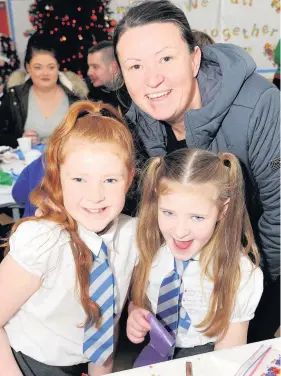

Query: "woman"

xmin=113 ymin=0 xmax=280 ymax=342
xmin=0 ymin=33 xmax=88 ymax=147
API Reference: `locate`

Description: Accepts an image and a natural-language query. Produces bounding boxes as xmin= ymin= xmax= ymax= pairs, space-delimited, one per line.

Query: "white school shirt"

xmin=5 ymin=214 xmax=137 ymax=366
xmin=146 ymin=245 xmax=263 ymax=349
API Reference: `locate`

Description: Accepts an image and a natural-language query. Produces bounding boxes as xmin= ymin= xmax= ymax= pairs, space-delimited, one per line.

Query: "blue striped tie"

xmin=83 ymin=241 xmax=116 ymax=365
xmin=156 ymin=259 xmax=191 ymax=340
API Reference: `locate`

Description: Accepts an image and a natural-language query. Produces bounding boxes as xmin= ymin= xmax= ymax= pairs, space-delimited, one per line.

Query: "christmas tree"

xmin=27 ymin=0 xmax=116 ymax=77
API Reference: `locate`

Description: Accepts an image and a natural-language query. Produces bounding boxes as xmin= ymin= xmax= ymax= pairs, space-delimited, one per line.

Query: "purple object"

xmin=133 ymin=313 xmax=175 ymax=368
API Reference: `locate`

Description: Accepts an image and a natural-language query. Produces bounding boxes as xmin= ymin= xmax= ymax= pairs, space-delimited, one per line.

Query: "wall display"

xmin=7 ymin=0 xmax=281 ymax=78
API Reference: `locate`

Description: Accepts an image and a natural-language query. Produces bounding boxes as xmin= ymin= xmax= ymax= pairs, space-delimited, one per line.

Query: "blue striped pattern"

xmin=156 ymin=259 xmax=191 ymax=342
xmin=177 ymin=260 xmax=191 ymax=330
xmin=83 ymin=241 xmax=115 ymax=365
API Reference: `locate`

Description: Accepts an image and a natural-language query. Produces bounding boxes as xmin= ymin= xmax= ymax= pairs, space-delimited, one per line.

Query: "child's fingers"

xmin=127 ymin=327 xmax=146 ymax=344
xmin=131 ymin=308 xmax=151 ymax=329
xmin=133 ymin=317 xmax=150 ymax=332
xmin=128 ymin=313 xmax=150 ymax=332
xmin=128 ymin=335 xmax=145 ymax=344
xmin=127 ymin=325 xmax=147 ymax=339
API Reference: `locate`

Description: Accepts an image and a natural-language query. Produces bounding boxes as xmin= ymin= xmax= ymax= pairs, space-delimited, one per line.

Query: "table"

xmin=110 ymin=338 xmax=280 ymax=376
xmin=0 ymin=159 xmax=25 ymax=220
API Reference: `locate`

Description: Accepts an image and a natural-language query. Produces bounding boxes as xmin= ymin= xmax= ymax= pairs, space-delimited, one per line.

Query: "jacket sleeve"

xmin=12 ymin=165 xmax=31 ymax=206
xmin=0 ymin=92 xmax=18 ymax=147
xmin=248 ymin=87 xmax=280 ymax=282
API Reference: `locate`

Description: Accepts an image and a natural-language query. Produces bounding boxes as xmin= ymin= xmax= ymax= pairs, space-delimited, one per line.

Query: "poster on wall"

xmin=8 ymin=0 xmax=281 ymax=76
xmin=0 ymin=1 xmax=11 ymax=36
xmin=111 ymin=0 xmax=280 ymax=78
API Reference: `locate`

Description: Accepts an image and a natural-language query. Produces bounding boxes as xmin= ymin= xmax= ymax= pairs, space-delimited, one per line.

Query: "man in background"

xmin=86 ymin=41 xmax=131 ymax=113
xmin=87 ymin=41 xmax=117 ymax=89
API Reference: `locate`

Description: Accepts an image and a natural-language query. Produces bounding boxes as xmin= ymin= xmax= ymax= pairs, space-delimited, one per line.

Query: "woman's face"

xmin=117 ymin=22 xmax=201 ymax=124
xmin=26 ymin=52 xmax=59 ymax=90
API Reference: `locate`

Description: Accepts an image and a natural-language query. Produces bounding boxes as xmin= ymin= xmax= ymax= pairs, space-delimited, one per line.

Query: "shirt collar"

xmin=153 ymin=245 xmax=199 ymax=275
xmin=192 ymin=252 xmax=200 ymax=261
xmin=78 ymin=217 xmax=119 ymax=257
xmin=164 ymin=244 xmax=200 ymax=268
xmin=165 ymin=244 xmax=200 ymax=262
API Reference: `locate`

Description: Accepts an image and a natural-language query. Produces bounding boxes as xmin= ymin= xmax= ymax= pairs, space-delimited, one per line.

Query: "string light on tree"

xmin=27 ymin=0 xmax=116 ymax=77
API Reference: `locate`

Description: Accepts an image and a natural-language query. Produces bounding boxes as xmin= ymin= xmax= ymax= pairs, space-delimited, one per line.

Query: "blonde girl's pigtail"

xmin=219 ymin=152 xmax=259 ymax=264
xmin=218 ymin=152 xmax=245 ymax=259
xmin=202 ymin=152 xmax=259 ymax=339
xmin=132 ymin=156 xmax=165 ymax=308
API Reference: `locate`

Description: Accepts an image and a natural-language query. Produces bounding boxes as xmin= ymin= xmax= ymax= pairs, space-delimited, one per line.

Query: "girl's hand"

xmin=23 ymin=130 xmax=40 ymax=145
xmin=127 ymin=303 xmax=151 ymax=344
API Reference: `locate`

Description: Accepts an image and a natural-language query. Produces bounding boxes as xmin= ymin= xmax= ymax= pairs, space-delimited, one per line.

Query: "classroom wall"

xmin=2 ymin=0 xmax=280 ymax=78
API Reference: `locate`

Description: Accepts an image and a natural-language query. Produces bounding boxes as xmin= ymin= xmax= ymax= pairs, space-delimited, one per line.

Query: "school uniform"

xmin=146 ymin=244 xmax=263 ymax=357
xmin=5 ymin=214 xmax=137 ymax=375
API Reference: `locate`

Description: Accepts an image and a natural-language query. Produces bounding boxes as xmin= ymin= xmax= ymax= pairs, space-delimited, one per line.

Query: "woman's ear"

xmin=191 ymin=46 xmax=201 ymax=78
xmin=218 ymin=198 xmax=230 ymax=220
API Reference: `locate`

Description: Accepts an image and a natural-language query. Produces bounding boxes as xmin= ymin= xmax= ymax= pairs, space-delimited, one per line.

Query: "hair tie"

xmin=219 ymin=153 xmax=231 ymax=168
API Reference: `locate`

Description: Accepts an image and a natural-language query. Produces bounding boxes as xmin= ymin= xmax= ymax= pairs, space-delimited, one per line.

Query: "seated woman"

xmin=0 ymin=32 xmax=88 ymax=147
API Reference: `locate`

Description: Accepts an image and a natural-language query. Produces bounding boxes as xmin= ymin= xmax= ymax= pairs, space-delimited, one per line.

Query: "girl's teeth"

xmin=87 ymin=208 xmax=104 ymax=213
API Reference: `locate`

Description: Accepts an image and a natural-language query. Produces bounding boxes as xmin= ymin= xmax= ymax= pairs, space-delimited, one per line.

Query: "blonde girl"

xmin=128 ymin=148 xmax=263 ymax=359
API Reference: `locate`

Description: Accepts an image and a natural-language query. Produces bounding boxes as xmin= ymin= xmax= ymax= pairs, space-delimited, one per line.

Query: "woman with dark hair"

xmin=113 ymin=0 xmax=280 ymax=343
xmin=0 ymin=32 xmax=88 ymax=147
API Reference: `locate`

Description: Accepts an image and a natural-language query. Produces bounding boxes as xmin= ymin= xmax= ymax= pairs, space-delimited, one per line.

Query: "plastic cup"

xmin=24 ymin=150 xmax=42 ymax=165
xmin=17 ymin=137 xmax=32 ymax=153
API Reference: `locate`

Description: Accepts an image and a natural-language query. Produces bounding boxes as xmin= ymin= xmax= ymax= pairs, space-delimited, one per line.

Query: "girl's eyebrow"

xmin=103 ymin=173 xmax=124 ymax=177
xmin=159 ymin=207 xmax=209 ymax=217
xmin=67 ymin=172 xmax=124 ymax=177
xmin=159 ymin=207 xmax=174 ymax=212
